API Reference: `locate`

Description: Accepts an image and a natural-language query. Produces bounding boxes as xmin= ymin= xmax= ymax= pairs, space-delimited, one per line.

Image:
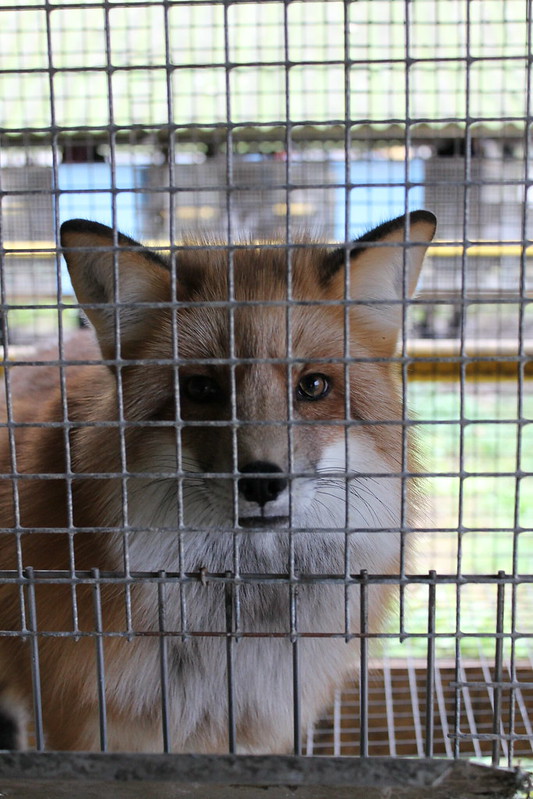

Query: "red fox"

xmin=0 ymin=211 xmax=435 ymax=752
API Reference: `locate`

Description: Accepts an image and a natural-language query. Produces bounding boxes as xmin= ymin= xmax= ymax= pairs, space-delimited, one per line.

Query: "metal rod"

xmin=359 ymin=570 xmax=369 ymax=757
xmin=491 ymin=573 xmax=506 ymax=766
xmin=158 ymin=572 xmax=171 ymax=754
xmin=425 ymin=572 xmax=436 ymax=757
xmin=24 ymin=567 xmax=44 ymax=752
xmin=291 ymin=581 xmax=301 ymax=757
xmin=92 ymin=568 xmax=108 ymax=752
xmin=225 ymin=571 xmax=237 ymax=755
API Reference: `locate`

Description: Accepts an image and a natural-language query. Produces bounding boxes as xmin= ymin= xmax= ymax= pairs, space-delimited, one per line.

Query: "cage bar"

xmin=0 ymin=0 xmax=532 ymax=791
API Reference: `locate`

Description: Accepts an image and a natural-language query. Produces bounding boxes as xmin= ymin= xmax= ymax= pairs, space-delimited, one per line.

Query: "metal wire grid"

xmin=0 ymin=0 xmax=531 ymax=777
xmin=309 ymin=651 xmax=533 ymax=760
xmin=3 ymin=569 xmax=532 ymax=760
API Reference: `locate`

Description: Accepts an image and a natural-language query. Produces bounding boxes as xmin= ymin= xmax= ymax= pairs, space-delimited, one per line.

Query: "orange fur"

xmin=0 ymin=212 xmax=435 ymax=752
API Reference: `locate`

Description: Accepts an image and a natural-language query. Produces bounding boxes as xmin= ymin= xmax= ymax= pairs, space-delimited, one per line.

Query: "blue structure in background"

xmin=56 ymin=163 xmax=141 ymax=296
xmin=55 ymin=159 xmax=426 ymax=294
xmin=332 ymin=158 xmax=425 ymax=240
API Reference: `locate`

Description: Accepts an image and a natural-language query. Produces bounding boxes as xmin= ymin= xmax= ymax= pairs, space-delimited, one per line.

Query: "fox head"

xmin=61 ymin=212 xmax=435 ymax=569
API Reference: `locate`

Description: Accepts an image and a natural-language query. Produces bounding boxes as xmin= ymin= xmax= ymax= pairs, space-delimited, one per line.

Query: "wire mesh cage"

xmin=0 ymin=0 xmax=532 ymax=796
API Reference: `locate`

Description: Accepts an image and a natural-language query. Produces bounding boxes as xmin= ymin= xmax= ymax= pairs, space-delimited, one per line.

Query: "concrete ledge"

xmin=0 ymin=754 xmax=529 ymax=799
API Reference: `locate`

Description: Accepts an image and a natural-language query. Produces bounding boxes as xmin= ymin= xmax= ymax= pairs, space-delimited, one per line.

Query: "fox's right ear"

xmin=60 ymin=220 xmax=171 ymax=361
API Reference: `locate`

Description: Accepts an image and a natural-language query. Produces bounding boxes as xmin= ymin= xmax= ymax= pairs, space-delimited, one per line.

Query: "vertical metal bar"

xmin=382 ymin=656 xmax=397 ymax=757
xmin=158 ymin=571 xmax=171 ymax=754
xmin=292 ymin=636 xmax=301 ymax=756
xmin=452 ymin=582 xmax=463 ymax=759
xmin=103 ymin=0 xmax=132 ymax=634
xmin=45 ymin=0 xmax=79 ymax=634
xmin=225 ymin=571 xmax=236 ymax=754
xmin=290 ymin=579 xmax=301 ymax=756
xmin=178 ymin=529 xmax=188 ymax=643
xmin=92 ymin=568 xmax=108 ymax=752
xmin=222 ymin=0 xmax=241 ymax=644
xmin=398 ymin=0 xmax=413 ymax=641
xmin=453 ymin=0 xmax=472 ymax=756
xmin=425 ymin=571 xmax=436 ymax=757
xmin=342 ymin=0 xmax=353 ymax=644
xmin=492 ymin=572 xmax=506 ymax=766
xmin=162 ymin=0 xmax=186 ymax=646
xmin=280 ymin=0 xmax=300 ymax=759
xmin=282 ymin=0 xmax=295 ymax=579
xmin=510 ymin=0 xmax=532 ymax=767
xmin=44 ymin=0 xmax=79 ymax=632
xmin=0 ymin=176 xmax=25 ymax=631
xmin=24 ymin=567 xmax=44 ymax=751
xmin=359 ymin=569 xmax=368 ymax=757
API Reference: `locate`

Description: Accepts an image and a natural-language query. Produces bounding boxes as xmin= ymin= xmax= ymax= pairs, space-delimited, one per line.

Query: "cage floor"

xmin=22 ymin=656 xmax=533 ymax=761
xmin=308 ymin=657 xmax=533 ymax=762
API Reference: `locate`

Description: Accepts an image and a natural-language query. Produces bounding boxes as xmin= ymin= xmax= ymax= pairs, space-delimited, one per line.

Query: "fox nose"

xmin=238 ymin=461 xmax=288 ymax=508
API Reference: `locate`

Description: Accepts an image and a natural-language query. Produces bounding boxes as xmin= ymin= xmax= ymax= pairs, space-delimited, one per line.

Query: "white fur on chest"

xmin=100 ymin=430 xmax=402 ymax=752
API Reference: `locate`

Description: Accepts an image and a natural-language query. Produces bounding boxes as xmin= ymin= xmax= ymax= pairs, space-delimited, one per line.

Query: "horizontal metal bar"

xmin=1 ymin=361 xmax=532 ymax=382
xmin=3 ymin=0 xmax=368 ymax=9
xmin=450 ymin=731 xmax=533 ymax=742
xmin=4 ymin=240 xmax=533 ymax=257
xmin=1 ymin=415 xmax=525 ymax=431
xmin=0 ymin=569 xmax=531 ymax=587
xmin=1 ymin=113 xmax=531 ymax=138
xmin=1 ymin=296 xmax=531 ymax=308
xmin=0 ymin=467 xmax=531 ymax=481
xmin=0 ymin=415 xmax=529 ymax=430
xmin=4 ymin=298 xmax=530 ymax=314
xmin=1 ymin=173 xmax=532 ymax=199
xmin=2 ymin=629 xmax=532 ymax=644
xmin=1 ymin=52 xmax=531 ymax=78
xmin=1 ymin=525 xmax=529 ymax=537
xmin=450 ymin=681 xmax=533 ymax=690
xmin=1 ymin=351 xmax=532 ymax=367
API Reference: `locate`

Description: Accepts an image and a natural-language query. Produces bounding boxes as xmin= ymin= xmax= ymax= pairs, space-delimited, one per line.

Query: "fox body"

xmin=0 ymin=211 xmax=435 ymax=752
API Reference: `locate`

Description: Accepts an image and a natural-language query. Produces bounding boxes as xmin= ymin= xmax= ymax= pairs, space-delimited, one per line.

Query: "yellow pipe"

xmin=407 ymin=339 xmax=533 ymax=380
xmin=427 ymin=244 xmax=533 ymax=258
xmin=2 ymin=242 xmax=533 ymax=258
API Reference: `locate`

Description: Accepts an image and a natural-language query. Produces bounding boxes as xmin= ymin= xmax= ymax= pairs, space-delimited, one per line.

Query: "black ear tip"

xmin=354 ymin=209 xmax=437 ymax=247
xmin=60 ymin=219 xmax=113 ymax=244
xmin=59 ymin=220 xmax=171 ymax=271
xmin=410 ymin=209 xmax=437 ymax=229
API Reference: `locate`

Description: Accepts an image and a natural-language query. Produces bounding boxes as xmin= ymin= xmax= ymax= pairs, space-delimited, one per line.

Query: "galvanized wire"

xmin=0 ymin=0 xmax=531 ymax=772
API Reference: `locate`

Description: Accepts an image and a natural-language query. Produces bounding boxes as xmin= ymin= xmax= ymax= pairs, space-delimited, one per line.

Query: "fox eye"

xmin=183 ymin=375 xmax=221 ymax=403
xmin=296 ymin=373 xmax=331 ymax=401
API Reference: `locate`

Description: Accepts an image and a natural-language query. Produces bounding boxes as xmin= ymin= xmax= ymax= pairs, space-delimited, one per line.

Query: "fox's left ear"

xmin=323 ymin=210 xmax=436 ymax=356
